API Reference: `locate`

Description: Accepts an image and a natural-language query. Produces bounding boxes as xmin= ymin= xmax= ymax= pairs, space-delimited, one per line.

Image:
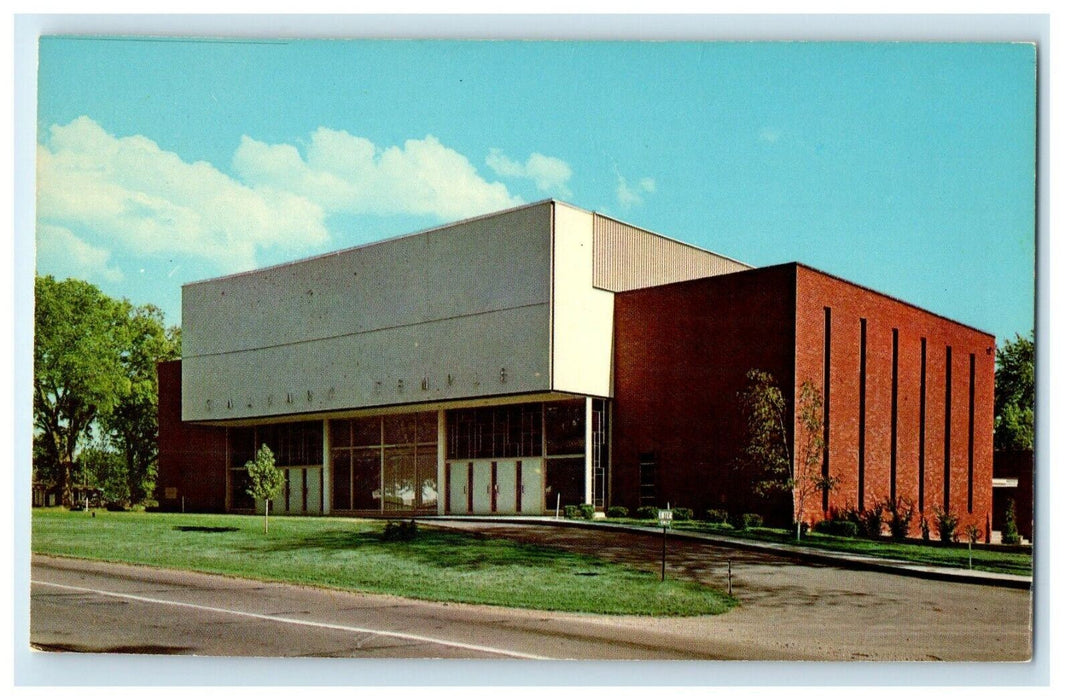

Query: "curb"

xmin=418 ymin=515 xmax=1033 ymax=590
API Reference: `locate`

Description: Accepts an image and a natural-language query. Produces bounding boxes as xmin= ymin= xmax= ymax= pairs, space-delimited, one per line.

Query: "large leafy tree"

xmin=34 ymin=276 xmax=130 ymax=506
xmin=994 ymin=333 xmax=1034 ymax=451
xmin=34 ymin=276 xmax=180 ymax=506
xmin=737 ymin=369 xmax=791 ymax=497
xmin=99 ymin=305 xmax=181 ymax=504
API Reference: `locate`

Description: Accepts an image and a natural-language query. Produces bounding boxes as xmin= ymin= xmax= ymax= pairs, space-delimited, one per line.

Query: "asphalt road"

xmin=30 ymin=522 xmax=1033 ymax=661
xmin=31 ymin=556 xmax=730 ymax=660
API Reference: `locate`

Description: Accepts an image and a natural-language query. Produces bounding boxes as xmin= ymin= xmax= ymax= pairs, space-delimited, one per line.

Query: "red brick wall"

xmin=611 ymin=263 xmax=995 ymax=537
xmin=612 ymin=265 xmax=798 ymax=522
xmin=795 ymin=266 xmax=995 ymax=537
xmin=156 ymin=360 xmax=228 ymax=511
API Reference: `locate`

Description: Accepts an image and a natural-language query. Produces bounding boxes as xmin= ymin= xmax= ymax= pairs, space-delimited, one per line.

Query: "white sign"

xmin=658 ymin=509 xmax=673 ymax=527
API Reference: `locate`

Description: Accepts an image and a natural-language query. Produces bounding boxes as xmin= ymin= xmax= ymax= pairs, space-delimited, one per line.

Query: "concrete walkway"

xmin=418 ymin=515 xmax=1032 ymax=589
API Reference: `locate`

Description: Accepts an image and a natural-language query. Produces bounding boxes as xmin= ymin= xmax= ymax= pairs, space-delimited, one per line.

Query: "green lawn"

xmin=605 ymin=519 xmax=1032 ymax=576
xmin=31 ymin=509 xmax=735 ymax=616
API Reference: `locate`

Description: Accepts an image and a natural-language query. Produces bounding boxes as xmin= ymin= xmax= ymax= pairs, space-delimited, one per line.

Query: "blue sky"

xmin=35 ymin=38 xmax=1036 ymax=343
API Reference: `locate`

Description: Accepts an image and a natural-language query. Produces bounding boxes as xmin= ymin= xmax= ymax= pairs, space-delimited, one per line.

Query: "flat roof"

xmin=183 ymin=199 xmax=750 ymax=289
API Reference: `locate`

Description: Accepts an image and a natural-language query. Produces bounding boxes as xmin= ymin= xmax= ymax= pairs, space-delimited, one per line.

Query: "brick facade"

xmin=156 ymin=360 xmax=228 ymax=511
xmin=613 ymin=264 xmax=995 ymax=536
xmin=795 ymin=265 xmax=994 ymax=536
xmin=612 ymin=265 xmax=798 ymax=520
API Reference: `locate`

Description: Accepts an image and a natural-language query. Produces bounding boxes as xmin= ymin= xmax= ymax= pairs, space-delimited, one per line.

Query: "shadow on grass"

xmin=240 ymin=527 xmax=604 ymax=571
xmin=173 ymin=526 xmax=240 ymax=533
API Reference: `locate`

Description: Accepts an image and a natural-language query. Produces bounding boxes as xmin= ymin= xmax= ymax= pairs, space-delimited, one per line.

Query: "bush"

xmin=884 ymin=496 xmax=916 ymax=542
xmin=382 ymin=520 xmax=417 ymax=541
xmin=838 ymin=503 xmax=885 ymax=539
xmin=735 ymin=513 xmax=763 ymax=530
xmin=813 ymin=519 xmax=858 ymax=538
xmin=635 ymin=506 xmax=660 ymax=520
xmin=606 ymin=506 xmax=629 ymax=519
xmin=859 ymin=503 xmax=885 ymax=539
xmin=1002 ymin=499 xmax=1021 ymax=545
xmin=705 ymin=509 xmax=730 ymax=524
xmin=563 ymin=505 xmax=581 ymax=519
xmin=934 ymin=508 xmax=959 ymax=544
xmin=789 ymin=521 xmax=810 ymax=536
xmin=920 ymin=517 xmax=931 ymax=542
xmin=578 ymin=504 xmax=595 ymax=520
xmin=671 ymin=507 xmax=693 ymax=522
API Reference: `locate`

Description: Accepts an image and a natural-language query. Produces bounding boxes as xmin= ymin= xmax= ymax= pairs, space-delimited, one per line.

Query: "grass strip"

xmin=601 ymin=519 xmax=1031 ymax=576
xmin=32 ymin=509 xmax=735 ymax=617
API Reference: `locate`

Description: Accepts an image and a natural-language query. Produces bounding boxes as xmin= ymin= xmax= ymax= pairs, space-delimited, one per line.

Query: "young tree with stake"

xmin=245 ymin=445 xmax=286 ymax=534
xmin=793 ymin=380 xmax=838 ymax=539
xmin=737 ymin=370 xmax=836 ymax=540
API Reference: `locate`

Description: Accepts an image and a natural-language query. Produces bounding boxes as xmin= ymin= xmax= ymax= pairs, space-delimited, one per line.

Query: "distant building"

xmin=992 ymin=449 xmax=1033 ymax=542
xmin=158 ymin=200 xmax=994 ymax=536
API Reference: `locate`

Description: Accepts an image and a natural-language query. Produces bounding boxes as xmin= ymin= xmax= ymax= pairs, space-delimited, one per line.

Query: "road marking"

xmin=32 ymin=579 xmax=555 ymax=660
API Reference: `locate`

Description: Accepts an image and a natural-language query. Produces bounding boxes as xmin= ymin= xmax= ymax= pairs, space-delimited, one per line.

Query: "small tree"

xmin=934 ymin=507 xmax=960 ymax=545
xmin=245 ymin=444 xmax=285 ymax=534
xmin=964 ymin=523 xmax=982 ymax=569
xmin=1002 ymin=499 xmax=1021 ymax=545
xmin=792 ymin=380 xmax=837 ymax=540
xmin=737 ymin=371 xmax=835 ymax=540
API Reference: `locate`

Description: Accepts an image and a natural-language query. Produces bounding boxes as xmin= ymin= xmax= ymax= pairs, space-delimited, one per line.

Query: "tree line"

xmin=34 ymin=275 xmax=181 ymax=507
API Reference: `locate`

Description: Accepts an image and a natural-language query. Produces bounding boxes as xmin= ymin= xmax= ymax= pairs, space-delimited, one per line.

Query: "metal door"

xmin=520 ymin=458 xmax=543 ymax=514
xmin=448 ymin=461 xmax=470 ymax=513
xmin=471 ymin=459 xmax=493 ymax=514
xmin=288 ymin=468 xmax=303 ymax=512
xmin=495 ymin=461 xmax=517 ymax=514
xmin=305 ymin=468 xmax=322 ymax=513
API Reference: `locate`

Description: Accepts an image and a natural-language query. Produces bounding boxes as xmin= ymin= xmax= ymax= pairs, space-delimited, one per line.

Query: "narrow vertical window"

xmin=919 ymin=338 xmax=927 ymax=514
xmin=968 ymin=353 xmax=976 ymax=513
xmin=858 ymin=318 xmax=867 ymax=510
xmin=822 ymin=307 xmax=831 ymax=511
xmin=943 ymin=345 xmax=953 ymax=512
xmin=891 ymin=329 xmax=899 ymax=501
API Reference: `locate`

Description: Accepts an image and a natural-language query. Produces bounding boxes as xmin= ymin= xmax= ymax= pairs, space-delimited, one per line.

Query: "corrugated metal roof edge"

xmin=591 ymin=209 xmax=753 ymax=270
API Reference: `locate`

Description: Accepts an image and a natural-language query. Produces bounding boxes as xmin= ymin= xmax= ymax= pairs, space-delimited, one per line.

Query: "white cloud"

xmin=486 ymin=149 xmax=573 ymax=197
xmin=37 ymin=224 xmax=124 ymax=283
xmin=37 ymin=116 xmax=330 ymax=273
xmin=616 ymin=175 xmax=656 ymax=208
xmin=234 ymin=128 xmax=524 ymax=221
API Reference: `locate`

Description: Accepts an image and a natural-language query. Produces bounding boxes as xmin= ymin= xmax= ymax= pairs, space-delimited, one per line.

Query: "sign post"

xmin=658 ymin=509 xmax=673 ymax=581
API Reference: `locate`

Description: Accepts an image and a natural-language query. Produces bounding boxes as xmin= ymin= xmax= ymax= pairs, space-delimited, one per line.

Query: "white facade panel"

xmin=183 ymin=204 xmax=554 ymax=421
xmin=184 ymin=304 xmax=551 ymax=421
xmin=550 ymin=203 xmax=615 ymax=398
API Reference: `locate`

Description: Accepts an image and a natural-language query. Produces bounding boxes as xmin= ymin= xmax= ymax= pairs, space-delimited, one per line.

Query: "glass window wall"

xmin=329 ymin=411 xmax=438 ymax=513
xmin=228 ymin=421 xmax=323 ymax=511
